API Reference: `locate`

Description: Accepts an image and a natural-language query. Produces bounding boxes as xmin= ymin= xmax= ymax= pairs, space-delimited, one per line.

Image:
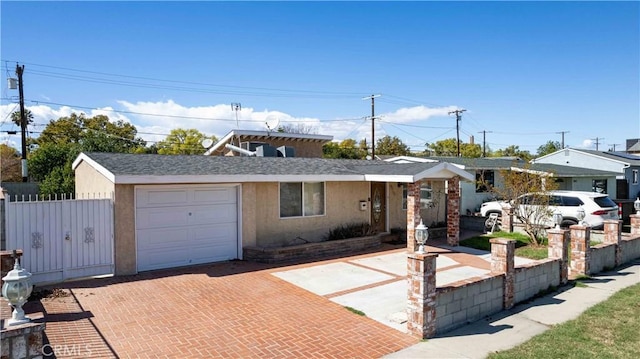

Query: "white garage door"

xmin=136 ymin=185 xmax=239 ymax=272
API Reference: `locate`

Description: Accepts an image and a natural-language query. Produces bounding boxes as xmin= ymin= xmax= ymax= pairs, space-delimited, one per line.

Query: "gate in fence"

xmin=4 ymin=195 xmax=114 ymax=284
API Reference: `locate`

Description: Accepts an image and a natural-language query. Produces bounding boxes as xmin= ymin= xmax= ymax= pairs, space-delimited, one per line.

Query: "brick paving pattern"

xmin=8 ymin=258 xmax=417 ymax=358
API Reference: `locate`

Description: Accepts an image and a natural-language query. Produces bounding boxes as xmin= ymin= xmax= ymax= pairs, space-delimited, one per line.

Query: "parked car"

xmin=480 ymin=190 xmax=619 ymax=230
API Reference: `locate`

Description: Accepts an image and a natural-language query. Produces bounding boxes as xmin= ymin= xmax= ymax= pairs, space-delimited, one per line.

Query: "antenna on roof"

xmin=265 ymin=115 xmax=280 ymax=135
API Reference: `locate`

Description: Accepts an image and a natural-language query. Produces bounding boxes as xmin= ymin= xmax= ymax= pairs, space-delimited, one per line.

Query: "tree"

xmin=38 ymin=113 xmax=145 ymax=152
xmin=375 ymin=136 xmax=410 ymax=156
xmin=424 ymin=138 xmax=482 ymax=157
xmin=536 ymin=140 xmax=562 ymax=158
xmin=156 ymin=128 xmax=216 ymax=155
xmin=30 ymin=113 xmax=146 ymax=195
xmin=0 ymin=144 xmax=21 ymax=182
xmin=487 ymin=165 xmax=559 ymax=245
xmin=492 ymin=145 xmax=533 ymax=161
xmin=10 ymin=109 xmax=34 ymax=127
xmin=277 ymin=123 xmax=318 ymax=134
xmin=322 ymin=139 xmax=367 ymax=159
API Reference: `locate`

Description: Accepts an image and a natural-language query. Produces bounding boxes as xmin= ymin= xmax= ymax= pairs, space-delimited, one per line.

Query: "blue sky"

xmin=1 ymin=1 xmax=638 ymax=154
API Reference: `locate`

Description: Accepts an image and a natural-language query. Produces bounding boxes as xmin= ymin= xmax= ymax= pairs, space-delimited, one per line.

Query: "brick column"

xmin=407 ymin=253 xmax=438 ymax=339
xmin=547 ymin=228 xmax=570 ymax=285
xmin=631 ymin=214 xmax=640 ymax=236
xmin=570 ymin=225 xmax=591 ymax=276
xmin=446 ymin=176 xmax=460 ymax=246
xmin=603 ymin=220 xmax=622 ymax=267
xmin=490 ymin=238 xmax=515 ymax=309
xmin=406 ymin=181 xmax=422 ymax=253
xmin=501 ymin=207 xmax=514 ymax=233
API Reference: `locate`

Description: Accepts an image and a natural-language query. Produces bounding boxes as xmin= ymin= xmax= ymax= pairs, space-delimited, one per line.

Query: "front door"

xmin=370 ymin=182 xmax=386 ymax=233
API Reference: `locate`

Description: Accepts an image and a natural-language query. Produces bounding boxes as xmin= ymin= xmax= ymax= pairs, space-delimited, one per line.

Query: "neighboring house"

xmin=385 ymin=156 xmax=618 ymax=215
xmin=627 ymin=138 xmax=640 ymax=155
xmin=533 ymin=148 xmax=640 ymax=200
xmin=72 ymin=152 xmax=473 ymax=275
xmin=203 ymin=129 xmax=333 ymax=158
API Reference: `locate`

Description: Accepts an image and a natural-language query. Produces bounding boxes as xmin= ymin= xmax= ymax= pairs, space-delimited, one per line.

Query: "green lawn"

xmin=460 ymin=232 xmax=548 ymax=260
xmin=488 ymin=283 xmax=640 ymax=359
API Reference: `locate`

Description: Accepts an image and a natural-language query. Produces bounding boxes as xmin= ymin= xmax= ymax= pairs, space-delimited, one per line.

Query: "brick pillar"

xmin=407 ymin=253 xmax=438 ymax=338
xmin=547 ymin=228 xmax=570 ymax=285
xmin=501 ymin=207 xmax=514 ymax=233
xmin=446 ymin=176 xmax=460 ymax=246
xmin=406 ymin=181 xmax=422 ymax=253
xmin=570 ymin=225 xmax=591 ymax=276
xmin=603 ymin=220 xmax=622 ymax=267
xmin=631 ymin=214 xmax=640 ymax=236
xmin=490 ymin=238 xmax=515 ymax=309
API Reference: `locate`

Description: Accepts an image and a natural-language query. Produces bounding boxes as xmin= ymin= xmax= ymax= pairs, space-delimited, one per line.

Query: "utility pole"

xmin=231 ymin=103 xmax=241 ymax=128
xmin=609 ymin=143 xmax=620 ymax=152
xmin=449 ymin=109 xmax=466 ymax=157
xmin=362 ymin=94 xmax=380 ymax=160
xmin=16 ymin=64 xmax=27 ymax=182
xmin=478 ymin=130 xmax=492 ymax=157
xmin=556 ymin=131 xmax=569 ymax=149
xmin=592 ymin=137 xmax=604 ymax=151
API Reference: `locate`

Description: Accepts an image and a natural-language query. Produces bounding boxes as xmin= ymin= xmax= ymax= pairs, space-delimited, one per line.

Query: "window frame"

xmin=633 ymin=169 xmax=639 ymax=185
xmin=476 ymin=170 xmax=495 ymax=193
xmin=402 ymin=182 xmax=433 ymax=210
xmin=279 ymin=181 xmax=326 ymax=219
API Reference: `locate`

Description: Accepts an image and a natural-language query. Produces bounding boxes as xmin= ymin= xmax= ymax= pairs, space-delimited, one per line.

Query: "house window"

xmin=476 ymin=170 xmax=494 ymax=193
xmin=280 ymin=182 xmax=325 ymax=218
xmin=402 ymin=182 xmax=433 ymax=210
xmin=633 ymin=170 xmax=639 ymax=185
xmin=592 ymin=179 xmax=607 ymax=194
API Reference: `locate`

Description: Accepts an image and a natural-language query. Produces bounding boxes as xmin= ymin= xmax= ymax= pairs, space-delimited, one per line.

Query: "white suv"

xmin=480 ymin=191 xmax=619 ymax=229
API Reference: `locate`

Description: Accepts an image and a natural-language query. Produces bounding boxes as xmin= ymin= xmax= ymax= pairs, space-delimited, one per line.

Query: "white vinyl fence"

xmin=4 ymin=196 xmax=114 ymax=284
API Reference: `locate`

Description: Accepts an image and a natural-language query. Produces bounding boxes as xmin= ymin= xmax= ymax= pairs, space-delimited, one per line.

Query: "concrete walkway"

xmin=385 ymin=258 xmax=640 ymax=359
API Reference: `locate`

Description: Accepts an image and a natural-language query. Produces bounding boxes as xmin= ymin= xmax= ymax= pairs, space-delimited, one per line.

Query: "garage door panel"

xmin=137 ymin=227 xmax=188 ymax=250
xmin=190 ymin=203 xmax=237 ymax=225
xmin=137 ymin=189 xmax=189 ymax=208
xmin=190 ymin=188 xmax=236 ymax=204
xmin=136 ymin=207 xmax=190 ymax=229
xmin=138 ymin=247 xmax=191 ymax=272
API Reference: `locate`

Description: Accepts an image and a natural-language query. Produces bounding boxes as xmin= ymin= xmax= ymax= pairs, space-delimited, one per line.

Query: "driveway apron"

xmin=11 ymin=257 xmax=418 ymax=358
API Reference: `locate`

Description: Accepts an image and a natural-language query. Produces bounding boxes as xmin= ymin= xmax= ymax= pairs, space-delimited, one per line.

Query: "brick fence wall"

xmin=407 ymin=216 xmax=640 ymax=338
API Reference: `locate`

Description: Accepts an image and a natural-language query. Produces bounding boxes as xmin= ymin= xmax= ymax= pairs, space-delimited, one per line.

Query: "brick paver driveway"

xmin=14 ymin=249 xmax=418 ymax=358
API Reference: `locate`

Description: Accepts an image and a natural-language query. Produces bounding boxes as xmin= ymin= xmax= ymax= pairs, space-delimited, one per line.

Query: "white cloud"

xmin=379 ymin=105 xmax=458 ymax=123
xmin=1 ymin=100 xmax=459 ymax=149
xmin=581 ymin=139 xmax=593 ymax=149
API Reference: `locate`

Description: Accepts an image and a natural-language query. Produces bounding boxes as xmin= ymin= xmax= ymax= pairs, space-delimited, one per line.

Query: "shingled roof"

xmin=73 ymin=152 xmax=474 ymax=185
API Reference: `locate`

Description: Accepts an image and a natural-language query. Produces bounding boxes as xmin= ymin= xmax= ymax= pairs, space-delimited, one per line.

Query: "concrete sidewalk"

xmin=385 ymin=258 xmax=640 ymax=359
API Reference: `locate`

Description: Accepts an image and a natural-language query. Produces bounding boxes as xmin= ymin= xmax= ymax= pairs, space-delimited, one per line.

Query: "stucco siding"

xmin=74 ymin=161 xmax=114 ymax=196
xmin=241 ymin=183 xmax=257 ymax=247
xmin=254 ymin=181 xmax=370 ymax=247
xmin=537 ymin=151 xmax=624 ymax=174
xmin=114 ymin=184 xmax=136 ymax=275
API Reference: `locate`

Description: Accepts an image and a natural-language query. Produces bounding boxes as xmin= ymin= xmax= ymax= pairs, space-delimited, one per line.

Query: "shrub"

xmin=326 ymin=222 xmax=375 ymax=241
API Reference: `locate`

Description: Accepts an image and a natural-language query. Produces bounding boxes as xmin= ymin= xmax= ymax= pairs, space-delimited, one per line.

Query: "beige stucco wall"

xmin=74 ymin=161 xmax=115 ymax=196
xmin=252 ymin=181 xmax=371 ymax=247
xmin=113 ymin=184 xmax=136 ymax=275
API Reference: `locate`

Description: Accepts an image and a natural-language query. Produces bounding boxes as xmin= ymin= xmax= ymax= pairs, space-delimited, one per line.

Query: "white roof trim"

xmin=510 ymin=166 xmax=553 ymax=177
xmin=384 ymin=156 xmax=439 ymax=164
xmin=72 ymin=153 xmax=116 ymax=182
xmin=203 ymin=130 xmax=333 ymax=156
xmin=414 ymin=162 xmax=474 ymax=182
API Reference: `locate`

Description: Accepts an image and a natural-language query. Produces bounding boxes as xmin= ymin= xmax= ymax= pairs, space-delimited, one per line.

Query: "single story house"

xmin=385 ymin=156 xmax=618 ymax=215
xmin=72 ymin=152 xmax=473 ymax=275
xmin=532 ymin=148 xmax=640 ymax=200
